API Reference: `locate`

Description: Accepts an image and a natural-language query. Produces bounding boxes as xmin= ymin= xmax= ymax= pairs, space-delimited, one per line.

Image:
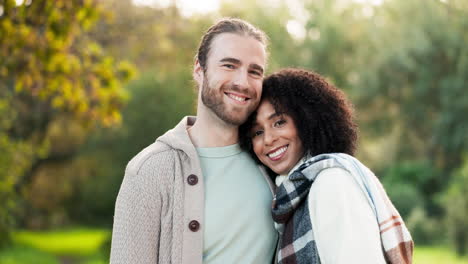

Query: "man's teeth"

xmin=228 ymin=93 xmax=247 ymax=102
xmin=268 ymin=146 xmax=288 ymax=159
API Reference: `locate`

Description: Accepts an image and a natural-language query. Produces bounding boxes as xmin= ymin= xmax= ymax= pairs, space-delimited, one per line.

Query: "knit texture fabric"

xmin=110 ymin=116 xmax=276 ymax=264
xmin=272 ymin=153 xmax=413 ymax=264
xmin=110 ymin=117 xmax=204 ymax=264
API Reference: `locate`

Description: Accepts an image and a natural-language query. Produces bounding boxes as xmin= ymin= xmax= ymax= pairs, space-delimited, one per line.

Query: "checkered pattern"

xmin=271 ymin=153 xmax=414 ymax=264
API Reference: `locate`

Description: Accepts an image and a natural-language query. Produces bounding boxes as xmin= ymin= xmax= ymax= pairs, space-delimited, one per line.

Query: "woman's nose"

xmin=264 ymin=130 xmax=277 ymax=146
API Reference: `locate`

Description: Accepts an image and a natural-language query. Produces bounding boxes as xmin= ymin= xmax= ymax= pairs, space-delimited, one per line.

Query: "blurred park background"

xmin=0 ymin=0 xmax=467 ymax=263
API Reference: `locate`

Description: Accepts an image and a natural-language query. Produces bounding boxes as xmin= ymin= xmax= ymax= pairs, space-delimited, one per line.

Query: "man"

xmin=110 ymin=18 xmax=277 ymax=264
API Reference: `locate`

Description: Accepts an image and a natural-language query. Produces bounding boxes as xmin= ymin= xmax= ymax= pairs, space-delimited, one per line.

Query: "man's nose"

xmin=232 ymin=70 xmax=249 ymax=88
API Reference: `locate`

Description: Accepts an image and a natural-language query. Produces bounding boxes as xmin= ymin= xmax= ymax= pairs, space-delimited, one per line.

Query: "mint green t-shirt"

xmin=197 ymin=144 xmax=277 ymax=264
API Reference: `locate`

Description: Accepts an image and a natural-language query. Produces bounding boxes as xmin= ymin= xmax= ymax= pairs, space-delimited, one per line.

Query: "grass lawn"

xmin=0 ymin=227 xmax=110 ymax=264
xmin=2 ymin=228 xmax=468 ymax=264
xmin=11 ymin=227 xmax=110 ymax=256
xmin=0 ymin=246 xmax=59 ymax=264
xmin=415 ymin=246 xmax=468 ymax=264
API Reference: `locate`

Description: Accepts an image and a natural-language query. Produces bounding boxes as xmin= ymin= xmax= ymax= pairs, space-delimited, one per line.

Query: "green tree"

xmin=66 ymin=69 xmax=196 ymax=225
xmin=0 ymin=0 xmax=134 ymax=246
xmin=443 ymin=158 xmax=468 ymax=255
xmin=218 ymin=0 xmax=302 ymax=73
xmin=354 ymin=0 xmax=468 ymax=174
xmin=89 ymin=0 xmax=207 ymax=72
xmin=51 ymin=0 xmax=204 ymax=225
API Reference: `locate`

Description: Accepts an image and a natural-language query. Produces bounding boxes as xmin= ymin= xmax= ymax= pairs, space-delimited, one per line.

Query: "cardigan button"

xmin=188 ymin=220 xmax=200 ymax=232
xmin=187 ymin=174 xmax=198 ymax=185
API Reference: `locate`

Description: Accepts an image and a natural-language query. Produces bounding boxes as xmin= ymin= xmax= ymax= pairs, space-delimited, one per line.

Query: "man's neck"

xmin=188 ymin=111 xmax=239 ymax=148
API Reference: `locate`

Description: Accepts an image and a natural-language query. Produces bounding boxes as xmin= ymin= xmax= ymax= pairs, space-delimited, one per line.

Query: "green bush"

xmin=382 ymin=161 xmax=448 ymax=244
xmin=382 ymin=161 xmax=441 ymax=218
xmin=443 ymin=159 xmax=468 ymax=256
xmin=383 ymin=181 xmax=425 ymax=219
xmin=406 ymin=207 xmax=446 ymax=245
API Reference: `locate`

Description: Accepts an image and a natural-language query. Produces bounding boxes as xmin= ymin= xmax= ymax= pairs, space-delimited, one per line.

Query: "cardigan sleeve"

xmin=308 ymin=167 xmax=387 ymax=264
xmin=110 ymin=150 xmax=173 ymax=264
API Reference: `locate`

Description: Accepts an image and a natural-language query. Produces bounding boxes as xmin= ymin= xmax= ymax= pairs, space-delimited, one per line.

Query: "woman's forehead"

xmin=254 ymin=100 xmax=289 ymax=124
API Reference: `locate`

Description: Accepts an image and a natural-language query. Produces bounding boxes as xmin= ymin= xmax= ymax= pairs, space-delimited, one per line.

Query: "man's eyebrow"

xmin=219 ymin=58 xmax=264 ymax=74
xmin=219 ymin=57 xmax=241 ymax=64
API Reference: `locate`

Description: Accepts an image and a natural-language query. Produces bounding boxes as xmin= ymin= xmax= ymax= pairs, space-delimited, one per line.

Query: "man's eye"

xmin=223 ymin=64 xmax=235 ymax=69
xmin=249 ymin=70 xmax=262 ymax=77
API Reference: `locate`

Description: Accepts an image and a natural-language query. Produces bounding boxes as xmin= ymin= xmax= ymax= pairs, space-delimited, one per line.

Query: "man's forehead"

xmin=208 ymin=33 xmax=267 ymax=65
xmin=210 ymin=32 xmax=263 ymax=45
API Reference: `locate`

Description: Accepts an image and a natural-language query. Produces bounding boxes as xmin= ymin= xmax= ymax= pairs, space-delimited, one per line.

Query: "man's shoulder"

xmin=125 ymin=140 xmax=179 ymax=177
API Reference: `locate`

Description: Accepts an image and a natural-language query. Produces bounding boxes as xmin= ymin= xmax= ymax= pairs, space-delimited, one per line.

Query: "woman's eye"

xmin=252 ymin=130 xmax=263 ymax=137
xmin=274 ymin=119 xmax=286 ymax=127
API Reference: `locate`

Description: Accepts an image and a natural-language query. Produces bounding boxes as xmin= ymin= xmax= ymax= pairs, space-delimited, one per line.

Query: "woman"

xmin=239 ymin=68 xmax=413 ymax=264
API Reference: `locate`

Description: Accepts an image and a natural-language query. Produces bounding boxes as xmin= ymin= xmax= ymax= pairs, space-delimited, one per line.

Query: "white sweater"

xmin=277 ymin=167 xmax=387 ymax=264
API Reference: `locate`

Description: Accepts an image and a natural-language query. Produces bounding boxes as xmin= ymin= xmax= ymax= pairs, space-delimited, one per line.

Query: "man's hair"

xmin=239 ymin=68 xmax=358 ymax=164
xmin=196 ymin=18 xmax=268 ymax=70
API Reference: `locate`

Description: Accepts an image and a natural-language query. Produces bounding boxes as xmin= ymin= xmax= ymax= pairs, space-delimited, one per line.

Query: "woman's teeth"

xmin=268 ymin=146 xmax=287 ymax=159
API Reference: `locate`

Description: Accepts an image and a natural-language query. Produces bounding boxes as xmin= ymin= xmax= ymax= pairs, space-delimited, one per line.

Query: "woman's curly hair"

xmin=239 ymin=68 xmax=358 ymax=164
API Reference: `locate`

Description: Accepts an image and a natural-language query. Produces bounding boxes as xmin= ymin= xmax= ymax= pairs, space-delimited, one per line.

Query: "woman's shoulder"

xmin=308 ymin=167 xmax=366 ymax=205
xmin=313 ymin=167 xmax=355 ymax=189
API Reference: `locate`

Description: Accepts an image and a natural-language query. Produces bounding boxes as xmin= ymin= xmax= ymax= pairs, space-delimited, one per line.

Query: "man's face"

xmin=195 ymin=33 xmax=266 ymax=126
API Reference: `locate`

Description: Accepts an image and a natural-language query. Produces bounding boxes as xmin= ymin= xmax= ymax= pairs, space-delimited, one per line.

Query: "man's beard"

xmin=201 ymin=75 xmax=258 ymax=126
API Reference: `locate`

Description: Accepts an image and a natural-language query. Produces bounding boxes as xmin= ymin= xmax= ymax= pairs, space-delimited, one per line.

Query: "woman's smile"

xmin=251 ymin=100 xmax=303 ymax=175
xmin=266 ymin=145 xmax=288 ymax=161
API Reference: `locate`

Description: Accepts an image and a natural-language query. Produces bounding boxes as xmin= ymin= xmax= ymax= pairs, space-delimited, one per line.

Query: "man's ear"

xmin=193 ymin=59 xmax=203 ymax=85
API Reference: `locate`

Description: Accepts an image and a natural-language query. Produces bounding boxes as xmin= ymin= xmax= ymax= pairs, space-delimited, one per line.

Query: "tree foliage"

xmin=443 ymin=158 xmax=468 ymax=255
xmin=0 ymin=0 xmax=135 ymax=246
xmin=354 ymin=0 xmax=468 ymax=171
xmin=65 ymin=69 xmax=196 ymax=225
xmin=14 ymin=0 xmax=202 ymax=228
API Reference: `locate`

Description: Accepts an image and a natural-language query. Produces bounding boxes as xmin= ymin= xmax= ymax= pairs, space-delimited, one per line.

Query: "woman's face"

xmin=251 ymin=100 xmax=304 ymax=175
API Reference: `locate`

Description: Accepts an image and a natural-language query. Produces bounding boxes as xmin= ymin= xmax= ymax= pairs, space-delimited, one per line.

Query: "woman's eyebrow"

xmin=268 ymin=112 xmax=282 ymax=120
xmin=251 ymin=112 xmax=282 ymax=127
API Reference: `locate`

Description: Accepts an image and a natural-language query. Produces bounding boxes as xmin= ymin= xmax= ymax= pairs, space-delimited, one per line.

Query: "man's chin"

xmin=219 ymin=113 xmax=250 ymax=126
xmin=223 ymin=117 xmax=248 ymax=126
xmin=209 ymin=103 xmax=255 ymax=126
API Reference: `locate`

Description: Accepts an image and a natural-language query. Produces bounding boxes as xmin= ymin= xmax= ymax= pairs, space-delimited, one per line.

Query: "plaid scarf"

xmin=272 ymin=153 xmax=413 ymax=264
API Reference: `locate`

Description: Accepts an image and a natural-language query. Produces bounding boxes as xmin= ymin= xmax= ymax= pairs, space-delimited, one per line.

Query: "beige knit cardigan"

xmin=110 ymin=116 xmax=275 ymax=264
